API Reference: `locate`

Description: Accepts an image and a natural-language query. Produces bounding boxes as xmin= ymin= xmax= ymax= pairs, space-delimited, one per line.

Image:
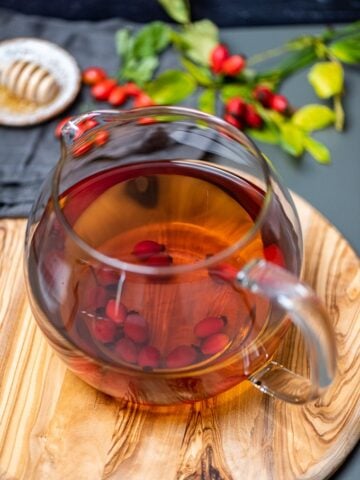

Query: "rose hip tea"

xmin=28 ymin=159 xmax=299 ymax=404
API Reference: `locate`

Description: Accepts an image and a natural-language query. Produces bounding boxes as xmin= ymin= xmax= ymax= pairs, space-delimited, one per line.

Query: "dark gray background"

xmin=0 ymin=8 xmax=359 ymax=479
xmin=0 ymin=0 xmax=359 ymax=25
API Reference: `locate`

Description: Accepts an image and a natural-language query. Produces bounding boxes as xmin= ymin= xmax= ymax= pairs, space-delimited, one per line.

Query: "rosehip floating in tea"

xmin=138 ymin=345 xmax=161 ymax=368
xmin=124 ymin=313 xmax=149 ymax=344
xmin=105 ymin=299 xmax=127 ymax=324
xmin=194 ymin=316 xmax=227 ymax=338
xmin=166 ymin=345 xmax=198 ymax=369
xmin=132 ymin=240 xmax=165 ymax=260
xmin=91 ymin=318 xmax=117 ymax=343
xmin=201 ymin=333 xmax=230 ymax=356
xmin=115 ymin=338 xmax=138 ymax=364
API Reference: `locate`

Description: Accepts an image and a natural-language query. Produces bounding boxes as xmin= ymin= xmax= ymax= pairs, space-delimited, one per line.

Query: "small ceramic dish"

xmin=0 ymin=37 xmax=81 ymax=126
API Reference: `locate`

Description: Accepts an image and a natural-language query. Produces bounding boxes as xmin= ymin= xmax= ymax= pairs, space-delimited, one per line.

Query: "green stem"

xmin=247 ymin=45 xmax=289 ymax=66
xmin=334 ymin=94 xmax=345 ymax=131
xmin=256 ymin=47 xmax=317 ymax=85
xmin=322 ymin=20 xmax=360 ymax=42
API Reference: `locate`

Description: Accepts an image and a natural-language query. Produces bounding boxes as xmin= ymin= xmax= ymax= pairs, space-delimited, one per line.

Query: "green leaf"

xmin=170 ymin=30 xmax=186 ymax=48
xmin=145 ymin=70 xmax=196 ymax=104
xmin=116 ymin=23 xmax=170 ymax=86
xmin=181 ymin=57 xmax=214 ymax=86
xmin=280 ymin=123 xmax=305 ymax=156
xmin=179 ymin=20 xmax=219 ymax=65
xmin=115 ymin=29 xmax=132 ymax=59
xmin=292 ymin=104 xmax=335 ymax=131
xmin=220 ymin=84 xmax=251 ymax=102
xmin=198 ymin=89 xmax=216 ymax=114
xmin=158 ymin=0 xmax=190 ymax=24
xmin=304 ymin=136 xmax=331 ymax=164
xmin=257 ymin=46 xmax=317 ymax=85
xmin=286 ymin=35 xmax=316 ymax=50
xmin=133 ymin=21 xmax=171 ymax=59
xmin=329 ymin=34 xmax=360 ymax=64
xmin=248 ymin=127 xmax=280 ymax=145
xmin=257 ymin=106 xmax=286 ymax=127
xmin=121 ymin=56 xmax=159 ymax=85
xmin=322 ymin=21 xmax=360 ymax=42
xmin=308 ymin=61 xmax=344 ymax=98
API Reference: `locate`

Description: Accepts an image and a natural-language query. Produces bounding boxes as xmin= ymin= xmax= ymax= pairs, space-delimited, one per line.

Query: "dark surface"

xmin=0 ymin=9 xmax=359 ymax=477
xmin=0 ymin=0 xmax=359 ymax=25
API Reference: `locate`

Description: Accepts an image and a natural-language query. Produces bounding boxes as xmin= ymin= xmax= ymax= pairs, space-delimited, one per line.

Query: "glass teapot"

xmin=24 ymin=106 xmax=336 ymax=405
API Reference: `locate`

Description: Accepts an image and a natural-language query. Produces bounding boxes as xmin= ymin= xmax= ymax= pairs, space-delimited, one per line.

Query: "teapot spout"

xmin=60 ymin=113 xmax=97 ymax=147
xmin=60 ymin=117 xmax=79 ymax=146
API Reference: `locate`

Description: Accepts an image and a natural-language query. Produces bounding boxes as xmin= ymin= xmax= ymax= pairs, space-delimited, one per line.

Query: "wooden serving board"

xmin=0 ymin=196 xmax=359 ymax=480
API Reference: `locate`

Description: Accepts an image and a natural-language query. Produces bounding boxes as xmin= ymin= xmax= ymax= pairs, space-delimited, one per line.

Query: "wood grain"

xmin=0 ymin=197 xmax=359 ymax=480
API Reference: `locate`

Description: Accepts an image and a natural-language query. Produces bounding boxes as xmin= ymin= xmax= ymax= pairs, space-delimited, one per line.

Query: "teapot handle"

xmin=236 ymin=260 xmax=337 ymax=404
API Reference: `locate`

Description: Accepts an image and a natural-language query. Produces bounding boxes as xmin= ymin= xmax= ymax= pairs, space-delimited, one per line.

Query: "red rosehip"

xmin=194 ymin=316 xmax=226 ymax=338
xmin=137 ymin=117 xmax=157 ymax=125
xmin=124 ymin=313 xmax=149 ymax=344
xmin=208 ymin=262 xmax=238 ymax=283
xmin=252 ymin=85 xmax=274 ymax=108
xmin=210 ymin=44 xmax=230 ymax=74
xmin=72 ymin=120 xmax=94 ymax=140
xmin=115 ymin=338 xmax=138 ymax=364
xmin=81 ymin=117 xmax=98 ymax=131
xmin=105 ymin=299 xmax=127 ymax=324
xmin=270 ymin=94 xmax=289 ymax=114
xmin=226 ymin=97 xmax=246 ymax=118
xmin=94 ymin=130 xmax=110 ymax=147
xmin=91 ymin=318 xmax=117 ymax=343
xmin=132 ymin=240 xmax=165 ymax=260
xmin=244 ymin=104 xmax=263 ymax=129
xmin=138 ymin=345 xmax=161 ymax=368
xmin=91 ymin=79 xmax=117 ymax=101
xmin=72 ymin=140 xmax=94 ymax=158
xmin=82 ymin=66 xmax=107 ymax=86
xmin=70 ymin=117 xmax=99 ymax=141
xmin=201 ymin=333 xmax=230 ymax=355
xmin=221 ymin=55 xmax=246 ymax=76
xmin=166 ymin=345 xmax=197 ymax=369
xmin=55 ymin=116 xmax=73 ymax=139
xmin=124 ymin=82 xmax=143 ymax=97
xmin=264 ymin=244 xmax=286 ymax=267
xmin=224 ymin=113 xmax=244 ymax=130
xmin=133 ymin=93 xmax=155 ymax=108
xmin=145 ymin=253 xmax=173 ymax=267
xmin=108 ymin=86 xmax=128 ymax=106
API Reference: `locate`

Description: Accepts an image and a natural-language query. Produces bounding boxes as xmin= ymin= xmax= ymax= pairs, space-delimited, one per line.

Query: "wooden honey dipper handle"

xmin=0 ymin=59 xmax=59 ymax=105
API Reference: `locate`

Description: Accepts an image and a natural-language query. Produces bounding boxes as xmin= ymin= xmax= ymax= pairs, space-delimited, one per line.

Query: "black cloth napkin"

xmin=0 ymin=9 xmax=182 ymax=217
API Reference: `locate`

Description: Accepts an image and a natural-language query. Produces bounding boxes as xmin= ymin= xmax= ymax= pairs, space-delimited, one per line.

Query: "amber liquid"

xmin=28 ymin=160 xmax=299 ymax=404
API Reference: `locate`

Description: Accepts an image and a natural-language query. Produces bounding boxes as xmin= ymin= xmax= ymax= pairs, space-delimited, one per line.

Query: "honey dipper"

xmin=0 ymin=59 xmax=60 ymax=104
